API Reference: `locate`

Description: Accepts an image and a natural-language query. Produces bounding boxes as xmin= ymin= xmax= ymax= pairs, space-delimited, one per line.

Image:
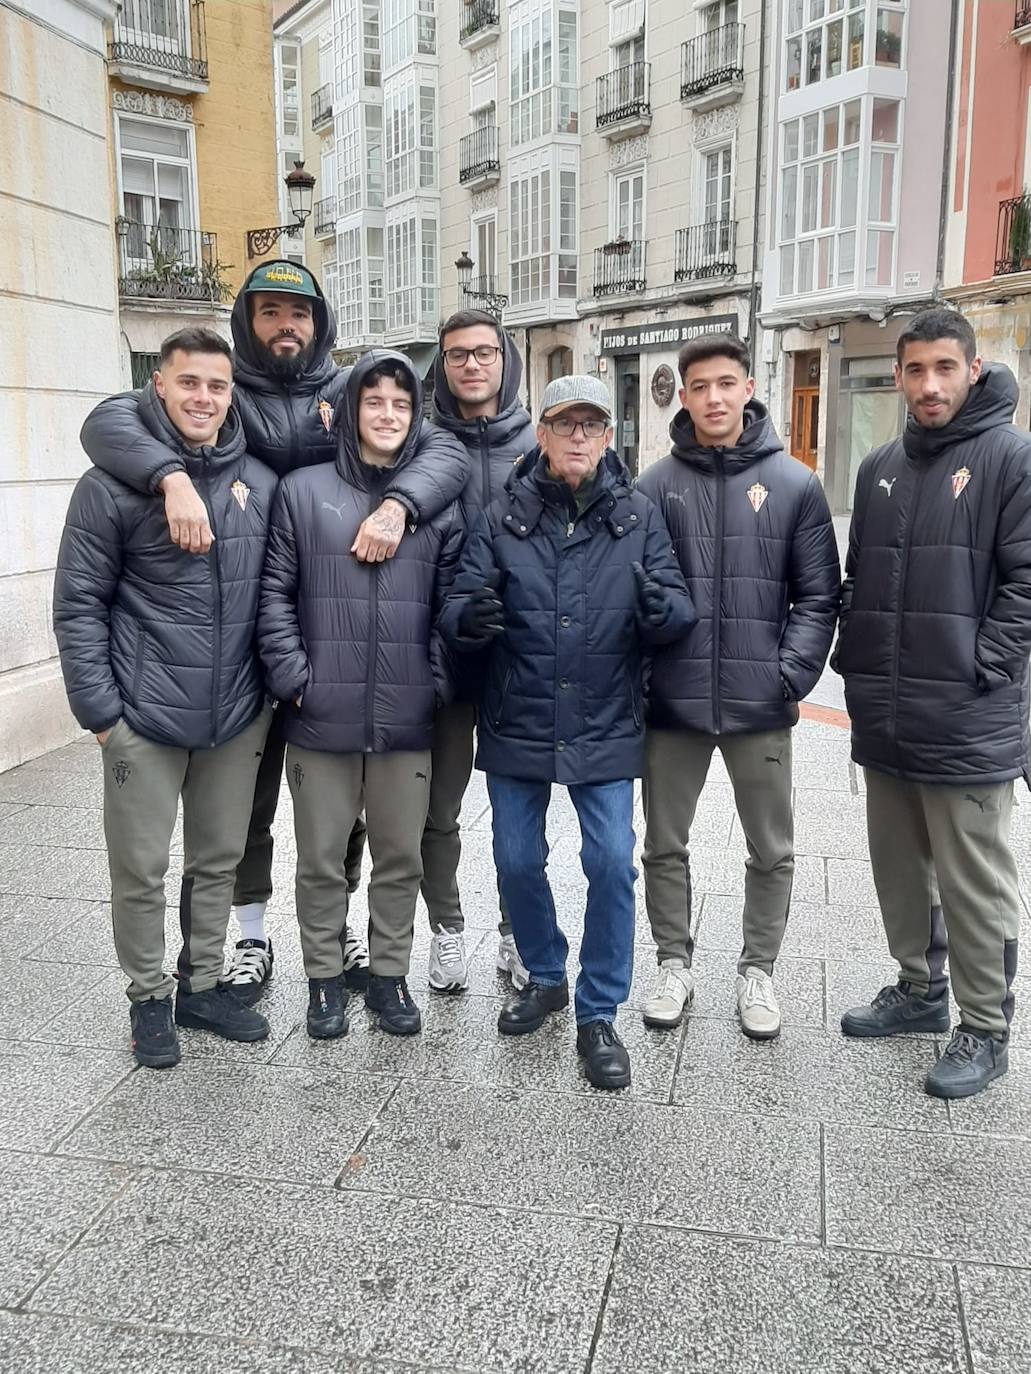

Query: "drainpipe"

xmin=747 ymin=0 xmax=769 ymax=355
xmin=934 ymin=0 xmax=961 ymax=298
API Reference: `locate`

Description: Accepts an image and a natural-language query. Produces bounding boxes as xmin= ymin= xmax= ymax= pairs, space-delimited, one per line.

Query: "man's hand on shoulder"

xmin=160 ymin=472 xmax=214 ymax=555
xmin=352 ymin=497 xmax=407 ymax=563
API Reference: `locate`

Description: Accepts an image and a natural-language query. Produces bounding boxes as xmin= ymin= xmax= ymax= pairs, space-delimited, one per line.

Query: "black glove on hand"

xmin=632 ymin=561 xmax=670 ymax=627
xmin=458 ymin=575 xmax=505 ymax=644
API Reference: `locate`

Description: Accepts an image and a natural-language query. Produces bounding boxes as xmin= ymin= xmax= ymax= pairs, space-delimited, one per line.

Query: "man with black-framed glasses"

xmin=423 ymin=311 xmax=537 ymax=994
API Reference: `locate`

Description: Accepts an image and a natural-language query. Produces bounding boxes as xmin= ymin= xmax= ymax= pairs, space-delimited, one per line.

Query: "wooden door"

xmin=790 ymin=387 xmax=819 ymax=470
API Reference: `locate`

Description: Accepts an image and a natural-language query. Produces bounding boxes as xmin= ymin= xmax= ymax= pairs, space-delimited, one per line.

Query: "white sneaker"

xmin=428 ymin=927 xmax=469 ymax=993
xmin=736 ymin=966 xmax=782 ymax=1040
xmin=496 ymin=933 xmax=529 ymax=991
xmin=223 ymin=938 xmax=274 ymax=1007
xmin=642 ymin=958 xmax=696 ymax=1028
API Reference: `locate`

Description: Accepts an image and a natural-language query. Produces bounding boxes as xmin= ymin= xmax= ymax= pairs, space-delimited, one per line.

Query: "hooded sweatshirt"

xmin=837 ymin=363 xmax=1031 ymax=785
xmin=635 ymin=399 xmax=840 ymax=736
xmin=258 ymin=351 xmax=464 ymax=755
xmin=78 ymin=262 xmax=470 ymax=521
xmin=54 ymin=386 xmax=277 ymax=748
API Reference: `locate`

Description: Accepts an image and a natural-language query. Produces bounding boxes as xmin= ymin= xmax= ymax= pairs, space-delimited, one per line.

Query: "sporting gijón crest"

xmin=746 ymin=482 xmax=769 ymax=513
xmin=952 ymin=467 xmax=971 ymax=500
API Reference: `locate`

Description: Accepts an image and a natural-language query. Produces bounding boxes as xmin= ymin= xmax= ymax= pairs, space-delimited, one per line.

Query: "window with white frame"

xmin=337 ymin=0 xmax=380 ymax=96
xmin=321 ymin=146 xmax=336 ymax=200
xmin=557 ymin=9 xmax=578 ymax=133
xmin=420 ymin=216 xmax=437 ymax=318
xmin=322 ymin=257 xmax=339 ymax=322
xmin=509 ymin=161 xmax=577 ymax=305
xmin=383 ymin=0 xmax=435 ymax=72
xmin=366 ymin=105 xmax=384 ymax=207
xmin=703 ymin=0 xmax=739 ymax=31
xmin=558 ymin=169 xmax=577 ymax=295
xmin=777 ymin=95 xmax=900 ymax=297
xmin=117 ymin=115 xmax=196 ymax=260
xmin=367 ymin=225 xmax=386 ymax=333
xmin=384 ymin=76 xmax=436 ymax=198
xmin=278 ymin=41 xmax=300 ymax=138
xmin=337 ymin=106 xmax=362 ymax=214
xmin=337 ymin=227 xmax=364 ymax=340
xmin=785 ymin=0 xmax=904 ymax=91
xmin=120 ymin=0 xmax=183 ymax=44
xmin=703 ymin=146 xmax=732 ymax=224
xmin=386 ymin=212 xmax=437 ymax=329
xmin=319 ymin=30 xmax=333 ymax=89
xmin=473 ymin=213 xmax=497 ymax=283
xmin=612 ymin=169 xmax=643 ymax=241
xmin=510 ymin=3 xmax=553 ymax=146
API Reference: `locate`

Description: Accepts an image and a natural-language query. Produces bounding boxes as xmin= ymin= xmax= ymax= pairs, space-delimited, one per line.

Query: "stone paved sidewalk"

xmin=0 ymin=717 xmax=1029 ymax=1373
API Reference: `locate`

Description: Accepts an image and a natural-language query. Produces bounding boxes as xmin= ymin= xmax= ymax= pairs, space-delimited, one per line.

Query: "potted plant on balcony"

xmin=1008 ymin=192 xmax=1031 ymax=272
xmin=603 ymin=234 xmax=632 ymax=256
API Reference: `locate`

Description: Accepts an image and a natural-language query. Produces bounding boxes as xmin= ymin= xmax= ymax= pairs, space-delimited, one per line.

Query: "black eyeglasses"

xmin=543 ymin=416 xmax=610 ymax=438
xmin=442 ymin=345 xmax=501 ymax=367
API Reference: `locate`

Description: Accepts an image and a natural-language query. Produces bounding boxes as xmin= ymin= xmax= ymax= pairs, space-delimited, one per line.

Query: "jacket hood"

xmin=230 ymin=260 xmax=337 ymax=393
xmin=336 ymin=349 xmax=424 ymax=488
xmin=902 ymin=363 xmax=1019 ymax=462
xmin=669 ymin=398 xmax=784 ymax=475
xmin=137 ymin=381 xmax=246 ymax=473
xmin=432 ymin=329 xmax=530 ymax=444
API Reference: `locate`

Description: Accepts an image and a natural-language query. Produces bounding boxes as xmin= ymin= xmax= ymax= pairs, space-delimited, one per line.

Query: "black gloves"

xmin=632 ymin=561 xmax=671 ymax=628
xmin=458 ymin=571 xmax=506 ymax=644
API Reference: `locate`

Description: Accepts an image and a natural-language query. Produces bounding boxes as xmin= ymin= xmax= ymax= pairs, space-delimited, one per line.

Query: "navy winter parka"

xmin=836 ymin=364 xmax=1031 ymax=786
xmin=53 ymin=387 xmax=277 ymax=748
xmin=258 ymin=351 xmax=464 ymax=755
xmin=636 ymin=400 xmax=840 ymax=735
xmin=77 ymin=261 xmax=469 ymax=521
xmin=439 ymin=449 xmax=695 ymax=784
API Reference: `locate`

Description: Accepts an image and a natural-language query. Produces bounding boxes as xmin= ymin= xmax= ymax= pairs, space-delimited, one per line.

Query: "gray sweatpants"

xmin=642 ymin=726 xmax=795 ymax=975
xmin=420 ymin=701 xmax=510 ymax=937
xmin=287 ymin=745 xmax=432 ymax=979
xmin=865 ymin=768 xmax=1021 ymax=1037
xmin=101 ymin=707 xmax=271 ymax=1002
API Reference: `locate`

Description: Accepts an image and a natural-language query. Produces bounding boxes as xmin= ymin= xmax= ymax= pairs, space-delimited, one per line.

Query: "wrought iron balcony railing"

xmin=461 ymin=1 xmax=500 ymax=43
xmin=117 ymin=223 xmax=225 ymax=303
xmin=596 ymin=62 xmax=651 ymax=129
xmin=311 ymin=83 xmax=333 ymax=130
xmin=314 ymin=197 xmax=337 ymax=237
xmin=109 ymin=0 xmax=207 ymax=83
xmin=995 ymin=194 xmax=1031 ymax=274
xmin=674 ymin=220 xmax=738 ymax=282
xmin=1015 ymin=4 xmax=1031 ymax=30
xmin=593 ymin=239 xmax=646 ymax=296
xmin=681 ymin=24 xmax=745 ymax=99
xmin=459 ymin=126 xmax=500 ymax=184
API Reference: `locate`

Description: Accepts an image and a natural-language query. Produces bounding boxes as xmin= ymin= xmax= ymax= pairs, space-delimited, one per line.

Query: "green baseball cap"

xmin=244 ymin=261 xmax=319 ymax=297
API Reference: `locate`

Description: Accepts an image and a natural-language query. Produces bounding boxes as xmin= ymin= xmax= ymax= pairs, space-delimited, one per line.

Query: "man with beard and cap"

xmin=838 ymin=308 xmax=1031 ymax=1101
xmin=77 ymin=261 xmax=470 ymax=1003
xmin=636 ymin=333 xmax=839 ymax=1042
xmin=259 ymin=351 xmax=463 ymax=1039
xmin=420 ymin=309 xmax=537 ymax=996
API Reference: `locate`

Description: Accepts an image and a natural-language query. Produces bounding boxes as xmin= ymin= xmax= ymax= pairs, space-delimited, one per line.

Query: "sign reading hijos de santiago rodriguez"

xmin=600 ymin=313 xmax=739 ymax=356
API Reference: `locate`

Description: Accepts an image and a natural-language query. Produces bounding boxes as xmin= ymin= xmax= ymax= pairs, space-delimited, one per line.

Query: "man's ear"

xmin=153 ymin=370 xmax=165 ymax=398
xmin=970 ymin=355 xmax=983 ymax=384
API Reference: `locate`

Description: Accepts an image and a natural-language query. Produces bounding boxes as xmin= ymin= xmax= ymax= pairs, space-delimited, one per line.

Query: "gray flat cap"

xmin=538 ymin=374 xmax=612 ymax=421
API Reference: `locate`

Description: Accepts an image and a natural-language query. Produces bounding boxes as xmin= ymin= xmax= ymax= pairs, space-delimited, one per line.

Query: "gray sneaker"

xmin=925 ymin=1026 xmax=1009 ymax=1099
xmin=841 ymin=982 xmax=950 ymax=1038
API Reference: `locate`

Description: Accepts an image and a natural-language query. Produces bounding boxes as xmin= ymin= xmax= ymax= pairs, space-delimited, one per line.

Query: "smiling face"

xmin=357 ymin=372 xmax=414 ymax=466
xmin=249 ymin=292 xmax=316 ymax=362
xmin=678 ymin=354 xmax=755 ymax=448
xmin=895 ymin=337 xmax=982 ymax=429
xmin=154 ymin=349 xmax=233 ymax=448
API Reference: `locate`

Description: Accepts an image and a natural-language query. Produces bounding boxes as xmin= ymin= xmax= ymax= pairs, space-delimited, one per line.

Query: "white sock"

xmin=233 ymin=901 xmax=268 ymax=944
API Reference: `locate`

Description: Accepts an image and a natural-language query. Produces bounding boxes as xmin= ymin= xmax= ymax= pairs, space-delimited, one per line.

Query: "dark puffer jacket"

xmin=836 ymin=364 xmax=1031 ymax=786
xmin=432 ymin=329 xmax=536 ymax=519
xmin=636 ymin=401 xmax=840 ymax=735
xmin=78 ymin=261 xmax=469 ymax=520
xmin=258 ymin=351 xmax=464 ymax=754
xmin=439 ymin=449 xmax=695 ymax=784
xmin=53 ymin=388 xmax=277 ymax=748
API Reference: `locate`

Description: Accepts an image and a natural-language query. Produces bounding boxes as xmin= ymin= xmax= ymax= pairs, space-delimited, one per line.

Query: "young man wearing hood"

xmin=636 ymin=335 xmax=839 ymax=1041
xmin=259 ymin=352 xmax=464 ymax=1038
xmin=838 ymin=309 xmax=1031 ymax=1100
xmin=77 ymin=262 xmax=470 ymax=1001
xmin=422 ymin=310 xmax=537 ymax=995
xmin=53 ymin=329 xmax=276 ymax=1068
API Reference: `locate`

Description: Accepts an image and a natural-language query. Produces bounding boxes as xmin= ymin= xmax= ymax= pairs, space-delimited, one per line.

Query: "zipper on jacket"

xmin=203 ymin=459 xmax=222 ymax=746
xmin=364 ymin=487 xmax=380 ymax=752
xmin=493 ymin=666 xmax=513 ymax=730
xmin=890 ymin=465 xmax=923 ymax=747
xmin=478 ymin=419 xmax=491 ymax=512
xmin=284 ymin=385 xmax=300 ymax=470
xmin=711 ymin=460 xmax=726 ymax=734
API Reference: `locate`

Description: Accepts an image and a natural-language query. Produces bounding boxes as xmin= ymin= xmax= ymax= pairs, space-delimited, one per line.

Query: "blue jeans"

xmin=486 ymin=774 xmax=637 ymax=1024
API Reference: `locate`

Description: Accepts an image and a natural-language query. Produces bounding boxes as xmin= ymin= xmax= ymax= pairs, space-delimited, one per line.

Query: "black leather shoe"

xmin=925 ymin=1025 xmax=1009 ymax=1099
xmin=307 ymin=977 xmax=349 ymax=1040
xmin=365 ymin=975 xmax=422 ymax=1036
xmin=841 ymin=981 xmax=950 ymax=1038
xmin=497 ymin=979 xmax=569 ymax=1036
xmin=576 ymin=1020 xmax=631 ymax=1090
xmin=174 ymin=984 xmax=270 ymax=1042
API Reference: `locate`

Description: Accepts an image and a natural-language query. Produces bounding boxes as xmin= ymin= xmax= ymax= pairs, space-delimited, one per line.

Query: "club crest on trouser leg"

xmin=747 ymin=482 xmax=769 ymax=513
xmin=230 ymin=479 xmax=250 ymax=511
xmin=112 ymin=759 xmax=131 ymax=788
xmin=318 ymin=398 xmax=334 ymax=433
xmin=952 ymin=467 xmax=971 ymax=500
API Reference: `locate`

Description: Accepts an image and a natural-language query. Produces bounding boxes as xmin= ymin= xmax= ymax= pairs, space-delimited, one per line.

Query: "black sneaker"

xmin=840 ymin=981 xmax=950 ymax=1038
xmin=925 ymin=1025 xmax=1009 ymax=1099
xmin=497 ymin=979 xmax=569 ymax=1036
xmin=129 ymin=996 xmax=180 ymax=1069
xmin=365 ymin=975 xmax=421 ymax=1036
xmin=223 ymin=938 xmax=274 ymax=1007
xmin=175 ymin=984 xmax=270 ymax=1042
xmin=307 ymin=977 xmax=349 ymax=1040
xmin=576 ymin=1020 xmax=631 ymax=1090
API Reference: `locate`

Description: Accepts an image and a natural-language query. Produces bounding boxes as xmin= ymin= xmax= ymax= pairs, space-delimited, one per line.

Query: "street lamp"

xmin=246 ymin=160 xmax=317 ymax=259
xmin=454 ymin=249 xmax=508 ymax=319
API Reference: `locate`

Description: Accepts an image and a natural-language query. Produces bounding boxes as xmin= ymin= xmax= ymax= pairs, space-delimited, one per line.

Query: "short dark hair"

xmin=677 ymin=333 xmax=751 ymax=382
xmin=159 ymin=327 xmax=232 ymax=366
xmin=359 ymin=360 xmax=415 ymax=397
xmin=896 ymin=308 xmax=977 ymax=365
xmin=438 ymin=309 xmax=505 ymax=347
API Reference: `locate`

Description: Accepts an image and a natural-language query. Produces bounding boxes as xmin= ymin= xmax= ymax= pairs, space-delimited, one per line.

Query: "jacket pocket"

xmin=131 ymin=630 xmax=147 ymax=705
xmin=492 ymin=667 xmax=513 ymax=730
xmin=626 ymin=667 xmax=642 ymax=729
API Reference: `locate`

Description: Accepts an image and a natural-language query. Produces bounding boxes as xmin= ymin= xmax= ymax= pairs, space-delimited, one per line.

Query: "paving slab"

xmin=697 ymin=894 xmax=887 ymax=960
xmin=591 ymin=1228 xmax=967 ymax=1374
xmin=0 ymin=1041 xmax=132 ymax=1152
xmin=958 ymin=1265 xmax=1031 ymax=1374
xmin=0 ymin=893 xmax=100 ymax=959
xmin=0 ymin=958 xmax=111 ymax=1041
xmin=28 ymin=1171 xmax=617 ymax=1374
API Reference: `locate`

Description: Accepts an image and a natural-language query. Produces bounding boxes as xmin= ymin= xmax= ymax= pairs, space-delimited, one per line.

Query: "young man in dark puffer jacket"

xmin=636 ymin=334 xmax=839 ymax=1042
xmin=259 ymin=352 xmax=463 ymax=1040
xmin=53 ymin=329 xmax=276 ymax=1070
xmin=839 ymin=309 xmax=1031 ymax=1101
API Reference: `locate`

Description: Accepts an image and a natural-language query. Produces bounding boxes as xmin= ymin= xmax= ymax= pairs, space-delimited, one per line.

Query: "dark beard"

xmin=262 ymin=339 xmax=316 ymax=380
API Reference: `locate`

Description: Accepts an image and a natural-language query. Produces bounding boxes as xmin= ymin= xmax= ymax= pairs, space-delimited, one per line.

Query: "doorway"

xmin=614 ymin=355 xmax=640 ymax=477
xmin=790 ymin=350 xmax=821 ymax=470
